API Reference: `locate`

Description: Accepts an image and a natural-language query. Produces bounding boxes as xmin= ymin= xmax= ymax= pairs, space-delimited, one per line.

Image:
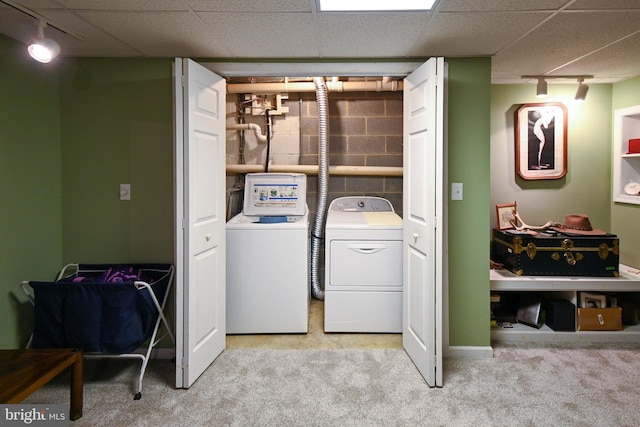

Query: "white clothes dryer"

xmin=324 ymin=196 xmax=403 ymax=332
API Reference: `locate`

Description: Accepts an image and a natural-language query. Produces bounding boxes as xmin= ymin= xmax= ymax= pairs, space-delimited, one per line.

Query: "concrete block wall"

xmin=300 ymin=90 xmax=403 ymax=216
xmin=225 ymin=90 xmax=404 ymax=218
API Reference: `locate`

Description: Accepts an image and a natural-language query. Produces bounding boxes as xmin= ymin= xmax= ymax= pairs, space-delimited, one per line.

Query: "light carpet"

xmin=24 ymin=345 xmax=640 ymax=426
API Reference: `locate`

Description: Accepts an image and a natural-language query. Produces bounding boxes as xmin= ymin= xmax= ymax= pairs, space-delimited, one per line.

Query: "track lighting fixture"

xmin=28 ymin=19 xmax=60 ymax=63
xmin=536 ymin=78 xmax=547 ymax=98
xmin=574 ymin=78 xmax=589 ymax=102
xmin=522 ymin=75 xmax=593 ymax=101
xmin=1 ymin=1 xmax=83 ymax=63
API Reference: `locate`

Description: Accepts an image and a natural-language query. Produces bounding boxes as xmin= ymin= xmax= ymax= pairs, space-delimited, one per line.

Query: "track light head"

xmin=523 ymin=75 xmax=593 ymax=100
xmin=536 ymin=78 xmax=548 ymax=98
xmin=575 ymin=78 xmax=589 ymax=102
xmin=28 ymin=20 xmax=60 ymax=63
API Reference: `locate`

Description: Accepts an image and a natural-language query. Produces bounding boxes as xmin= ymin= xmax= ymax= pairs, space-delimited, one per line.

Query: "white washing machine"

xmin=324 ymin=196 xmax=403 ymax=333
xmin=226 ymin=173 xmax=309 ymax=334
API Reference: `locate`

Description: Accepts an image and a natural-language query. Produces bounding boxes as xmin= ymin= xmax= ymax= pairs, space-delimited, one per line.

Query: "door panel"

xmin=174 ymin=58 xmax=226 ymax=388
xmin=402 ymin=57 xmax=445 ymax=387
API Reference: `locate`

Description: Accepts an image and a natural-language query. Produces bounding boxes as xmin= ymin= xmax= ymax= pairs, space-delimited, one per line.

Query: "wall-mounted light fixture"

xmin=28 ymin=19 xmax=60 ymax=63
xmin=522 ymin=75 xmax=593 ymax=101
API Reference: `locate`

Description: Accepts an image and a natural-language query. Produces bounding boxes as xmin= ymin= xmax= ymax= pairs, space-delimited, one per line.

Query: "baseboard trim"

xmin=149 ymin=348 xmax=176 ymax=359
xmin=445 ymin=345 xmax=494 ymax=359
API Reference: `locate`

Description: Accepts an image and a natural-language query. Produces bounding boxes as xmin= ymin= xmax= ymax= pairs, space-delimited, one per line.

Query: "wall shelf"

xmin=490 ymin=265 xmax=640 ymax=343
xmin=613 ymin=105 xmax=640 ymax=205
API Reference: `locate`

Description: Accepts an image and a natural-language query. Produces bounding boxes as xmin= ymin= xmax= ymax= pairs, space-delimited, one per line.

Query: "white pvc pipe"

xmin=226 ymin=123 xmax=267 ymax=143
xmin=225 ymin=163 xmax=403 ymax=176
xmin=226 ymin=80 xmax=403 ymax=94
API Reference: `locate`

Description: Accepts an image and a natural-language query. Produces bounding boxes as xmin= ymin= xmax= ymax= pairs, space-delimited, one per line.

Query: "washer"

xmin=324 ymin=196 xmax=403 ymax=333
xmin=226 ymin=173 xmax=309 ymax=334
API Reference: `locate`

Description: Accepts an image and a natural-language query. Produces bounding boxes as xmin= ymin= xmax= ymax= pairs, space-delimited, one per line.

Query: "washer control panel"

xmin=328 ymin=196 xmax=394 ymax=212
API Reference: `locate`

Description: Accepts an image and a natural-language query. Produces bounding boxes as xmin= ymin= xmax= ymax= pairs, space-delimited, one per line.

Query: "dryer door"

xmin=329 ymin=240 xmax=402 ymax=291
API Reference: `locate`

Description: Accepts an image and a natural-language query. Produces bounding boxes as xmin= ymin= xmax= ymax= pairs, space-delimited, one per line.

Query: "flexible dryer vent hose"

xmin=310 ymin=77 xmax=329 ymax=300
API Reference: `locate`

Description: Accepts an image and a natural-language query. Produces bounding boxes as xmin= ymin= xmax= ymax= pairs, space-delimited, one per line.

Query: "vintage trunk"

xmin=492 ymin=229 xmax=619 ymax=276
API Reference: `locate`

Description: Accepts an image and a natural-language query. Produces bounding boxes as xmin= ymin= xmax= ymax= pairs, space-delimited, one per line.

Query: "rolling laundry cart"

xmin=20 ymin=263 xmax=174 ymax=400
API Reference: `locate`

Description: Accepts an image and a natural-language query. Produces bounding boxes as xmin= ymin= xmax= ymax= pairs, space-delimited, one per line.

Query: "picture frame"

xmin=580 ymin=292 xmax=607 ymax=309
xmin=515 ymin=102 xmax=568 ymax=180
xmin=496 ymin=202 xmax=517 ymax=230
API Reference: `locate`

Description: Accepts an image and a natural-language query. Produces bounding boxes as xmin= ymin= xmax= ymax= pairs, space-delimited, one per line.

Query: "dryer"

xmin=324 ymin=196 xmax=403 ymax=332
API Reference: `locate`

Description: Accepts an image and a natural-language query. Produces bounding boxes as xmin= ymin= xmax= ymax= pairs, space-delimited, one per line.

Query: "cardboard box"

xmin=577 ymin=307 xmax=622 ymax=331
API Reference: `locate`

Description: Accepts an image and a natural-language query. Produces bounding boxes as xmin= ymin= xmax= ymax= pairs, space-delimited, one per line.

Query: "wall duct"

xmin=310 ymin=77 xmax=329 ymax=300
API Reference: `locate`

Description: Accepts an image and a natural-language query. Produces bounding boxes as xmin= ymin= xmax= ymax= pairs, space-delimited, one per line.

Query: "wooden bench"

xmin=0 ymin=348 xmax=83 ymax=421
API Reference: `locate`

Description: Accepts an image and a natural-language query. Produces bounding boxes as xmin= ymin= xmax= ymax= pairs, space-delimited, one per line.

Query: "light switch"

xmin=120 ymin=184 xmax=131 ymax=201
xmin=451 ymin=183 xmax=463 ymax=200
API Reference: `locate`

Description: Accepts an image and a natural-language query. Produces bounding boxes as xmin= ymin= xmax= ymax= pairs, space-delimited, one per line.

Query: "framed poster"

xmin=515 ymin=102 xmax=568 ymax=180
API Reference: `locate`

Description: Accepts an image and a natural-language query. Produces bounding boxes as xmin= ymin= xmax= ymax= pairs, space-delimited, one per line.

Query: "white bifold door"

xmin=172 ymin=56 xmax=446 ymax=388
xmin=402 ymin=57 xmax=445 ymax=387
xmin=174 ymin=58 xmax=226 ymax=388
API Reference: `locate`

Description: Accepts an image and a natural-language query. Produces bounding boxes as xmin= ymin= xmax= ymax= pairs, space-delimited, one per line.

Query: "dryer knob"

xmin=357 ymin=201 xmax=365 ymax=208
xmin=413 ymin=233 xmax=419 ymax=241
xmin=205 ymin=234 xmax=211 ymax=242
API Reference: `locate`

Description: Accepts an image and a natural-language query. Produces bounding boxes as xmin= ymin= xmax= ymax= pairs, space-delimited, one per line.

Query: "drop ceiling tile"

xmin=1 ymin=0 xmax=639 ymax=83
xmin=317 ymin=13 xmax=430 ymax=57
xmin=492 ymin=11 xmax=640 ymax=79
xmin=57 ymin=12 xmax=169 ymax=56
xmin=0 ymin=9 xmax=36 ymax=42
xmin=438 ymin=0 xmax=568 ymax=12
xmin=56 ymin=0 xmax=189 ymax=11
xmin=197 ymin=12 xmax=318 ymax=58
xmin=0 ymin=8 xmax=141 ymax=57
xmin=546 ymin=32 xmax=640 ymax=81
xmin=72 ymin=11 xmax=225 ymax=57
xmin=409 ymin=11 xmax=550 ymax=56
xmin=187 ymin=0 xmax=312 ymax=13
xmin=6 ymin=0 xmax=63 ymax=8
xmin=568 ymin=0 xmax=640 ymax=10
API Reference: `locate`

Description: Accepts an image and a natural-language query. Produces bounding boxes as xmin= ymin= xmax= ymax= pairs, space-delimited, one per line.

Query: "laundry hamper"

xmin=21 ymin=263 xmax=174 ymax=400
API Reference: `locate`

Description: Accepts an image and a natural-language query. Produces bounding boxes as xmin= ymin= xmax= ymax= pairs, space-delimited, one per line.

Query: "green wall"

xmin=0 ymin=36 xmax=175 ymax=348
xmin=611 ymin=75 xmax=640 ymax=268
xmin=491 ymin=78 xmax=640 ymax=270
xmin=490 ymin=84 xmax=613 ymax=231
xmin=447 ymin=58 xmax=492 ymax=347
xmin=0 ymin=48 xmax=493 ymax=350
xmin=0 ymin=37 xmax=63 ymax=348
xmin=59 ymin=58 xmax=174 ymax=264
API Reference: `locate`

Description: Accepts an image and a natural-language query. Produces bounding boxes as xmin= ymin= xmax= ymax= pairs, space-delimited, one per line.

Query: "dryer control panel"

xmin=328 ymin=196 xmax=394 ymax=213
